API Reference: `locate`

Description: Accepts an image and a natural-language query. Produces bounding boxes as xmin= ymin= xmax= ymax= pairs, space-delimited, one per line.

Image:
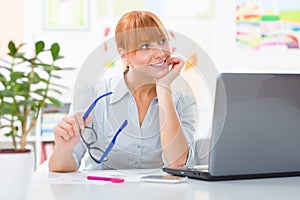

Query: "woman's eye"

xmin=140 ymin=44 xmax=150 ymax=50
xmin=158 ymin=39 xmax=167 ymax=45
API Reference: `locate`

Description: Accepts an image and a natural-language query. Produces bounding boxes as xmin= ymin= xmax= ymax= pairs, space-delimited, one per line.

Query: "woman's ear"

xmin=118 ymin=47 xmax=125 ymax=55
xmin=118 ymin=48 xmax=128 ymax=65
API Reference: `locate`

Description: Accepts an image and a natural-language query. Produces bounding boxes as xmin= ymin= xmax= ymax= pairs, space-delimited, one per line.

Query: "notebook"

xmin=163 ymin=73 xmax=300 ymax=181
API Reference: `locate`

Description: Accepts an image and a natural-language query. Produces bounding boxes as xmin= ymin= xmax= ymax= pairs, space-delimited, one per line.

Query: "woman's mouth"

xmin=150 ymin=59 xmax=167 ymax=68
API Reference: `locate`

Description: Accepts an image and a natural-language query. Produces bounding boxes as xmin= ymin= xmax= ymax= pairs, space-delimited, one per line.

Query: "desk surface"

xmin=27 ymin=169 xmax=300 ymax=200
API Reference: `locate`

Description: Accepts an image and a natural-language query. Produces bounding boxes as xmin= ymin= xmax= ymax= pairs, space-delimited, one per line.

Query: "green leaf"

xmin=13 ymin=82 xmax=30 ymax=96
xmin=47 ymin=96 xmax=62 ymax=107
xmin=0 ymin=89 xmax=15 ymax=98
xmin=31 ymin=72 xmax=41 ymax=84
xmin=0 ymin=73 xmax=8 ymax=86
xmin=8 ymin=42 xmax=25 ymax=58
xmin=37 ymin=63 xmax=62 ymax=73
xmin=35 ymin=41 xmax=45 ymax=55
xmin=0 ymin=125 xmax=11 ymax=129
xmin=55 ymin=55 xmax=64 ymax=60
xmin=50 ymin=82 xmax=69 ymax=89
xmin=33 ymin=88 xmax=46 ymax=96
xmin=5 ymin=131 xmax=15 ymax=137
xmin=11 ymin=71 xmax=25 ymax=81
xmin=0 ymin=65 xmax=11 ymax=71
xmin=0 ymin=102 xmax=18 ymax=115
xmin=51 ymin=74 xmax=61 ymax=79
xmin=16 ymin=115 xmax=27 ymax=122
xmin=48 ymin=88 xmax=62 ymax=95
xmin=62 ymin=67 xmax=76 ymax=70
xmin=39 ymin=78 xmax=50 ymax=84
xmin=18 ymin=98 xmax=35 ymax=106
xmin=51 ymin=43 xmax=60 ymax=61
xmin=8 ymin=41 xmax=17 ymax=56
xmin=13 ymin=52 xmax=26 ymax=59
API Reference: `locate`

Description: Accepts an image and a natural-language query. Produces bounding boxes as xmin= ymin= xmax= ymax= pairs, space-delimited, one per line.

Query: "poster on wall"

xmin=97 ymin=0 xmax=214 ymax=19
xmin=236 ymin=0 xmax=300 ymax=51
xmin=44 ymin=0 xmax=89 ymax=30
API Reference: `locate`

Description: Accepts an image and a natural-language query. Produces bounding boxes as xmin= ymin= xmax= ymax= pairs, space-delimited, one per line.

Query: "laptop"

xmin=163 ymin=73 xmax=300 ymax=181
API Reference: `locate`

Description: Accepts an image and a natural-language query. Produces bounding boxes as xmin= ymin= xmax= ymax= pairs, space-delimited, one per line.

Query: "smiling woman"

xmin=49 ymin=10 xmax=198 ymax=172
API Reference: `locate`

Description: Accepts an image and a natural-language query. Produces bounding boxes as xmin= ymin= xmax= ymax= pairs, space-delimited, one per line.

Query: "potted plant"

xmin=0 ymin=40 xmax=70 ymax=199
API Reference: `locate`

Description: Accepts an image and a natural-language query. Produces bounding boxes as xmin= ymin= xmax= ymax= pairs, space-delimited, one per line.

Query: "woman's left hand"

xmin=157 ymin=57 xmax=185 ymax=87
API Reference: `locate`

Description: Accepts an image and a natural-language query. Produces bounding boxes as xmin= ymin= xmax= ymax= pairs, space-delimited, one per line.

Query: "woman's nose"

xmin=152 ymin=45 xmax=165 ymax=58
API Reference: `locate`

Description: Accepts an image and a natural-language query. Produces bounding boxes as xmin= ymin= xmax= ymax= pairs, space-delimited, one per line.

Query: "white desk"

xmin=27 ymin=169 xmax=300 ymax=200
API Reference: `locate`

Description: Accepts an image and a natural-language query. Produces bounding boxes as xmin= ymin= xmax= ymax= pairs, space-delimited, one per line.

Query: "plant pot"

xmin=0 ymin=149 xmax=34 ymax=200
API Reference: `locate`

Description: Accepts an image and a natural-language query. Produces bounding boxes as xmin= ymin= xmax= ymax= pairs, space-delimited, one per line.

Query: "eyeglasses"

xmin=80 ymin=92 xmax=128 ymax=164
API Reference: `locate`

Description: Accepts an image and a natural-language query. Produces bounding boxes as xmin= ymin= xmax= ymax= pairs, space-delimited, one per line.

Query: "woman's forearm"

xmin=49 ymin=147 xmax=77 ymax=172
xmin=156 ymin=85 xmax=189 ymax=167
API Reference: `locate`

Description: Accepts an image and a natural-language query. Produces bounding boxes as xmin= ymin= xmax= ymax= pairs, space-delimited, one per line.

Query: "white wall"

xmin=22 ymin=0 xmax=216 ymax=103
xmin=0 ymin=0 xmax=22 ymax=56
xmin=21 ymin=0 xmax=300 ymax=104
xmin=210 ymin=0 xmax=300 ymax=72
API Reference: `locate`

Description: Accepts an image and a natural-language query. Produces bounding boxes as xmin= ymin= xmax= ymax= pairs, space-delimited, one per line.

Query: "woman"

xmin=49 ymin=11 xmax=197 ymax=172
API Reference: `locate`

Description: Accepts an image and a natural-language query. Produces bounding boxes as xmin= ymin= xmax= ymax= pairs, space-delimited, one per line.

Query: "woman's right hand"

xmin=53 ymin=112 xmax=92 ymax=151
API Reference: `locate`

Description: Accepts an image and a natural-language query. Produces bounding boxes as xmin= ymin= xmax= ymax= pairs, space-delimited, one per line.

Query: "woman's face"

xmin=126 ymin=38 xmax=171 ymax=80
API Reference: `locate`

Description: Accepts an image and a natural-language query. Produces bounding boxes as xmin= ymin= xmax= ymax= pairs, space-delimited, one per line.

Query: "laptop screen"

xmin=209 ymin=73 xmax=300 ymax=176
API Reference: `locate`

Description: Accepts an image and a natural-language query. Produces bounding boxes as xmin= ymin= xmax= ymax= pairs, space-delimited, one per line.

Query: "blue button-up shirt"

xmin=72 ymin=75 xmax=197 ymax=170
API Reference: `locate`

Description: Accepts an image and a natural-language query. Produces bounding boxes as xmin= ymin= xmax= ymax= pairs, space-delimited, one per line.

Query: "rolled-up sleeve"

xmin=72 ymin=140 xmax=86 ymax=170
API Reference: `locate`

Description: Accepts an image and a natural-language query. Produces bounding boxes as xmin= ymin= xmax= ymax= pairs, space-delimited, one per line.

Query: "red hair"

xmin=115 ymin=11 xmax=169 ymax=53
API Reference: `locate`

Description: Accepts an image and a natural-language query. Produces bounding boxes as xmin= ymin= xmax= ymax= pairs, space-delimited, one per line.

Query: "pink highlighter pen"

xmin=87 ymin=175 xmax=124 ymax=183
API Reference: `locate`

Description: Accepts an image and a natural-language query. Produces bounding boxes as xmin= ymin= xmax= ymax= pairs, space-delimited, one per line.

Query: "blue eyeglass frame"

xmin=81 ymin=91 xmax=128 ymax=163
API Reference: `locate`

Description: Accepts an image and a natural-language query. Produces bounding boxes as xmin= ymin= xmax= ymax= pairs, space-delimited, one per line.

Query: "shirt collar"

xmin=110 ymin=76 xmax=131 ymax=104
xmin=109 ymin=75 xmax=161 ymax=104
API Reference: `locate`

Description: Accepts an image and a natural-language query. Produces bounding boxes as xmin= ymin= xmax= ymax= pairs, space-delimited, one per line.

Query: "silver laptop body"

xmin=164 ymin=73 xmax=300 ymax=180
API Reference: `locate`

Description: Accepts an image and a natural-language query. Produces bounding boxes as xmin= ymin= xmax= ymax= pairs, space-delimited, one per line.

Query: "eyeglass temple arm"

xmin=82 ymin=92 xmax=113 ymax=121
xmin=97 ymin=119 xmax=128 ymax=163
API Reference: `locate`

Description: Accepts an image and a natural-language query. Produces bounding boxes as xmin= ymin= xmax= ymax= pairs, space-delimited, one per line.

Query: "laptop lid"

xmin=209 ymin=73 xmax=300 ymax=176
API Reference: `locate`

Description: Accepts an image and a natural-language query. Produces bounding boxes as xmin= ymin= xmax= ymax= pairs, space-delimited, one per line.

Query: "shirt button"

xmin=137 ymin=144 xmax=142 ymax=149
